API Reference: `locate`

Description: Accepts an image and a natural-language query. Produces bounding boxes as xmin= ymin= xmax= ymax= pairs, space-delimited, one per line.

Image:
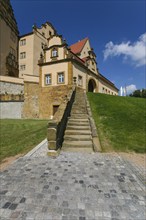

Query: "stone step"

xmin=65 ymin=130 xmax=92 ymax=135
xmin=61 ymin=147 xmax=93 ymax=153
xmin=71 ymin=111 xmax=87 ymax=114
xmin=63 ymin=140 xmax=93 ymax=148
xmin=71 ymin=109 xmax=86 ymax=112
xmin=71 ymin=107 xmax=86 ymax=110
xmin=71 ymin=114 xmax=89 ymax=119
xmin=68 ymin=121 xmax=89 ymax=126
xmin=64 ymin=134 xmax=92 ymax=141
xmin=73 ymin=102 xmax=86 ymax=105
xmin=68 ymin=118 xmax=89 ymax=122
xmin=66 ymin=125 xmax=90 ymax=130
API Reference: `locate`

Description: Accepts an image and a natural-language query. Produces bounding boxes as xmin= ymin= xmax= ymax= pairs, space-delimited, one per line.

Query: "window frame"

xmin=51 ymin=47 xmax=58 ymax=58
xmin=20 ymin=64 xmax=26 ymax=71
xmin=57 ymin=72 xmax=65 ymax=84
xmin=20 ymin=39 xmax=26 ymax=46
xmin=45 ymin=73 xmax=52 ymax=85
xmin=20 ymin=52 xmax=26 ymax=59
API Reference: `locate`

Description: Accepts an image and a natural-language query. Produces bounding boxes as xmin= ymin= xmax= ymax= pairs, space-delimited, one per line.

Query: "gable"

xmin=70 ymin=37 xmax=88 ymax=55
xmin=79 ymin=40 xmax=91 ymax=58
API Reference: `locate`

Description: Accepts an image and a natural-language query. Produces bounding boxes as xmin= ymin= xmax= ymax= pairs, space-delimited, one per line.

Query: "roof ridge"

xmin=70 ymin=37 xmax=88 ymax=47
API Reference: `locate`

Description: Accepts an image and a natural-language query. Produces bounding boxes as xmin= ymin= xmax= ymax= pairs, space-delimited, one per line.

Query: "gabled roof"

xmin=69 ymin=37 xmax=88 ymax=54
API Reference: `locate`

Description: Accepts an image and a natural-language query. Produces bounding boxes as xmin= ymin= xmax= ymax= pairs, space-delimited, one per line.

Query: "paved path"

xmin=0 ymin=140 xmax=145 ymax=220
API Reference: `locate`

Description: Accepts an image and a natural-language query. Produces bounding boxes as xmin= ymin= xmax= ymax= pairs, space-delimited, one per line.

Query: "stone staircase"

xmin=62 ymin=88 xmax=93 ymax=152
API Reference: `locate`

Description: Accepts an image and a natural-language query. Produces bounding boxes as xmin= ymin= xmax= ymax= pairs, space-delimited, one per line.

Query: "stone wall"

xmin=0 ymin=81 xmax=24 ymax=95
xmin=39 ymin=85 xmax=73 ymax=119
xmin=22 ymin=82 xmax=39 ymax=118
xmin=0 ymin=77 xmax=24 ymax=119
xmin=0 ymin=101 xmax=23 ymax=119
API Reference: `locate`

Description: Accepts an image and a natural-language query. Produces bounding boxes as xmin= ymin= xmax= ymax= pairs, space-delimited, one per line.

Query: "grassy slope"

xmin=0 ymin=119 xmax=48 ymax=162
xmin=87 ymin=93 xmax=146 ymax=153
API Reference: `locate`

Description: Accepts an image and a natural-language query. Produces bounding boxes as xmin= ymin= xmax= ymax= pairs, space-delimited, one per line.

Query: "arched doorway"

xmin=88 ymin=79 xmax=96 ymax=92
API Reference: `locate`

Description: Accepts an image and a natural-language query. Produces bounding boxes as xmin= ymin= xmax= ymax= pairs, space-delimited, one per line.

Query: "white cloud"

xmin=126 ymin=84 xmax=137 ymax=94
xmin=103 ymin=33 xmax=146 ymax=67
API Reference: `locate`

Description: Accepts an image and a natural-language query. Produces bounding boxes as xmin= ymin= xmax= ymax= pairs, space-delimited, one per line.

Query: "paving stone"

xmin=0 ymin=145 xmax=145 ymax=220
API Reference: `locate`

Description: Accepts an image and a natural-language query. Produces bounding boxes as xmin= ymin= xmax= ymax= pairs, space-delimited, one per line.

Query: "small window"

xmin=42 ymin=32 xmax=45 ymax=36
xmin=20 ymin=39 xmax=26 ymax=46
xmin=57 ymin=72 xmax=64 ymax=84
xmin=78 ymin=75 xmax=83 ymax=86
xmin=51 ymin=48 xmax=58 ymax=57
xmin=20 ymin=52 xmax=26 ymax=59
xmin=49 ymin=31 xmax=52 ymax=36
xmin=20 ymin=65 xmax=26 ymax=71
xmin=45 ymin=74 xmax=52 ymax=85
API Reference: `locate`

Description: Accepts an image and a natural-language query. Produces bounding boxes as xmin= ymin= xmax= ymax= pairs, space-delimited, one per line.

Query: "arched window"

xmin=51 ymin=48 xmax=58 ymax=57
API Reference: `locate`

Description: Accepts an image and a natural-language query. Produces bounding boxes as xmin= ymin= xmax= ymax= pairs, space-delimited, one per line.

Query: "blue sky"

xmin=11 ymin=0 xmax=146 ymax=94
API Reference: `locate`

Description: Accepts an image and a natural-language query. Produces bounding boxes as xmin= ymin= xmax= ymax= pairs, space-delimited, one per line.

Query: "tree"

xmin=129 ymin=89 xmax=146 ymax=98
xmin=142 ymin=89 xmax=146 ymax=98
xmin=132 ymin=90 xmax=141 ymax=97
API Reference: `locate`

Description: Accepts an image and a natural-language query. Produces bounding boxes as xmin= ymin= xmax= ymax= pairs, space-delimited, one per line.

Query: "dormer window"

xmin=51 ymin=48 xmax=58 ymax=57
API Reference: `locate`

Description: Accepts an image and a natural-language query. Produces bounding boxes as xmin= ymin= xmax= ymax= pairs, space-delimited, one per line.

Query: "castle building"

xmin=0 ymin=1 xmax=118 ymax=119
xmin=0 ymin=0 xmax=19 ymax=77
xmin=32 ymin=34 xmax=118 ymax=118
xmin=19 ymin=22 xmax=56 ymax=78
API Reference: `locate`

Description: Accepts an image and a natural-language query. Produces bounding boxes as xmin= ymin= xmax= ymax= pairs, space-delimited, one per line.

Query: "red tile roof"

xmin=69 ymin=51 xmax=85 ymax=65
xmin=70 ymin=37 xmax=88 ymax=54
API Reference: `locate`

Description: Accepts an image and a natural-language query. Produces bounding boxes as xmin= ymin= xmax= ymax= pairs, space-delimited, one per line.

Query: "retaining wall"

xmin=0 ymin=101 xmax=24 ymax=119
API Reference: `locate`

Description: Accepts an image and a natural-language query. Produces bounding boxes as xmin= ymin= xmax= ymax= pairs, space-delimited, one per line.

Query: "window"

xmin=20 ymin=52 xmax=26 ymax=59
xmin=42 ymin=32 xmax=45 ymax=37
xmin=51 ymin=48 xmax=58 ymax=57
xmin=57 ymin=72 xmax=64 ymax=84
xmin=20 ymin=65 xmax=26 ymax=71
xmin=45 ymin=74 xmax=52 ymax=85
xmin=78 ymin=75 xmax=83 ymax=86
xmin=20 ymin=39 xmax=26 ymax=46
xmin=49 ymin=31 xmax=52 ymax=36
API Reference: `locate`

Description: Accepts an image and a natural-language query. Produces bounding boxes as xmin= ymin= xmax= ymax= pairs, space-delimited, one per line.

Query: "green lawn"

xmin=87 ymin=93 xmax=146 ymax=153
xmin=0 ymin=119 xmax=48 ymax=162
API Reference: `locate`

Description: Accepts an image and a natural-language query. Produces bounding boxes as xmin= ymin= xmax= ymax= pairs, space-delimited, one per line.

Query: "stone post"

xmin=47 ymin=120 xmax=57 ymax=150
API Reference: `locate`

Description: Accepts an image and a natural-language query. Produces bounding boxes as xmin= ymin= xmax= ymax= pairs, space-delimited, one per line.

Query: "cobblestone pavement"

xmin=0 ymin=140 xmax=146 ymax=220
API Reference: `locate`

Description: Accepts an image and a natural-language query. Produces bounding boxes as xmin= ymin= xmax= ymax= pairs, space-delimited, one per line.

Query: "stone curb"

xmin=24 ymin=138 xmax=47 ymax=157
xmin=85 ymin=94 xmax=102 ymax=152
